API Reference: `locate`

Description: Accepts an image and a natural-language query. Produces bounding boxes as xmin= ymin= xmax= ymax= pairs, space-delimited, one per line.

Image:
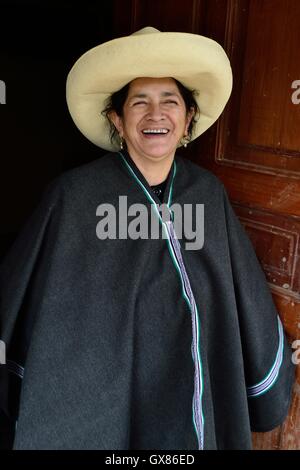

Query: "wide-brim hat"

xmin=66 ymin=27 xmax=233 ymax=151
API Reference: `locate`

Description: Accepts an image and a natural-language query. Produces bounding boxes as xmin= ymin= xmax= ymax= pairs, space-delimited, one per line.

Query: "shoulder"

xmin=45 ymin=152 xmax=120 ymax=198
xmin=58 ymin=152 xmax=118 ymax=186
xmin=175 ymin=154 xmax=225 ymax=196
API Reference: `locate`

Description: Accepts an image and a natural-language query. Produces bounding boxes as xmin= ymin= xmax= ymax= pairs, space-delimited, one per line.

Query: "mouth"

xmin=141 ymin=128 xmax=170 ymax=137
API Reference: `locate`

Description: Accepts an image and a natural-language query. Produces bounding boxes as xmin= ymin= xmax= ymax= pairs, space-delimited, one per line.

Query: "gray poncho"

xmin=0 ymin=151 xmax=295 ymax=449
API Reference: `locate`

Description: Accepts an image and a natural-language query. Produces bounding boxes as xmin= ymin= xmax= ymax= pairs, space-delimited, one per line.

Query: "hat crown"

xmin=131 ymin=26 xmax=160 ymax=36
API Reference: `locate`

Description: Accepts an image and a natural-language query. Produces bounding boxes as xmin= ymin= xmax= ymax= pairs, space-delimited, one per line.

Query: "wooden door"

xmin=112 ymin=0 xmax=300 ymax=449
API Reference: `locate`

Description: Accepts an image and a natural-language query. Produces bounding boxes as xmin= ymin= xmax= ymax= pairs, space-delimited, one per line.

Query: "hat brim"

xmin=66 ymin=31 xmax=232 ymax=151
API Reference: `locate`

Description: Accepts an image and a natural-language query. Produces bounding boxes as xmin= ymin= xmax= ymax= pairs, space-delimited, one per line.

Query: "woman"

xmin=0 ymin=27 xmax=294 ymax=450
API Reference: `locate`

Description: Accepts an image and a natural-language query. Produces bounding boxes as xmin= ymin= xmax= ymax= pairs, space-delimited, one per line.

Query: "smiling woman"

xmin=0 ymin=26 xmax=295 ymax=450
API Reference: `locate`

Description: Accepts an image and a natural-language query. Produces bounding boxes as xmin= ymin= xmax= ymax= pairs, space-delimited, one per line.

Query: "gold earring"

xmin=119 ymin=136 xmax=124 ymax=150
xmin=181 ymin=134 xmax=191 ymax=148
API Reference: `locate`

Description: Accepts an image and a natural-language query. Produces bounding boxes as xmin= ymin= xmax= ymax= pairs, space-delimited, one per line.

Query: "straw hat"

xmin=66 ymin=26 xmax=232 ymax=151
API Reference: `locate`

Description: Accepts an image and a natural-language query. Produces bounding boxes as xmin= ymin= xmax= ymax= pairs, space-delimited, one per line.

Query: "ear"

xmin=109 ymin=111 xmax=124 ymax=137
xmin=184 ymin=107 xmax=195 ymax=135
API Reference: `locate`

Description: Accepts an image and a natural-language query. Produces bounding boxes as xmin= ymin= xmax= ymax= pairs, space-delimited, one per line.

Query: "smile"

xmin=142 ymin=128 xmax=169 ymax=135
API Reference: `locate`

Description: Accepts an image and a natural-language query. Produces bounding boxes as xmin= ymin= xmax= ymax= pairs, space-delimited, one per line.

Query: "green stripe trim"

xmin=118 ymin=151 xmax=204 ymax=448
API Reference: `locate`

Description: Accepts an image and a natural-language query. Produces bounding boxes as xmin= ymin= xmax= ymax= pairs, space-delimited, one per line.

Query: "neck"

xmin=125 ymin=150 xmax=174 ymax=186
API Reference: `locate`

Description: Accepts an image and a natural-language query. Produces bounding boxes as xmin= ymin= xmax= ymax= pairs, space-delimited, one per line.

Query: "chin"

xmin=144 ymin=152 xmax=173 ymax=161
xmin=143 ymin=146 xmax=176 ymax=161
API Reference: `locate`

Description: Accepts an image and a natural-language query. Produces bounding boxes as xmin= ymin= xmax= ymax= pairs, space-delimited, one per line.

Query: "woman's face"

xmin=110 ymin=77 xmax=194 ymax=164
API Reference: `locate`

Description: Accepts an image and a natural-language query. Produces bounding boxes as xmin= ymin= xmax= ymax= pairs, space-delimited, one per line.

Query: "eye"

xmin=164 ymin=100 xmax=179 ymax=105
xmin=132 ymin=101 xmax=147 ymax=106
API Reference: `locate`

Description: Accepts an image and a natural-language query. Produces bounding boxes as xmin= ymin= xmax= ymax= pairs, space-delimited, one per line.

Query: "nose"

xmin=146 ymin=102 xmax=165 ymax=121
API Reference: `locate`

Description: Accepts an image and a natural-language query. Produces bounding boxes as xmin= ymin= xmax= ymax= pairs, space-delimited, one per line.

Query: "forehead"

xmin=127 ymin=77 xmax=181 ymax=96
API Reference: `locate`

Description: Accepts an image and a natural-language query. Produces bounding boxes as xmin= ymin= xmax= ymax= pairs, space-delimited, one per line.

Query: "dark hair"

xmin=101 ymin=78 xmax=200 ymax=147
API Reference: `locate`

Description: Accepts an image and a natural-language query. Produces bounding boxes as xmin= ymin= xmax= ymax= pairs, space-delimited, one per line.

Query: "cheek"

xmin=122 ymin=113 xmax=140 ymax=136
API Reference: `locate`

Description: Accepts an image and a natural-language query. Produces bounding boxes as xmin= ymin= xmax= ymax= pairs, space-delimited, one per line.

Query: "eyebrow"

xmin=128 ymin=91 xmax=180 ymax=100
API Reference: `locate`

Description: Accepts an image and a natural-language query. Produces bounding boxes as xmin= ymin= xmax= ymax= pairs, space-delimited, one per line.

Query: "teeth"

xmin=142 ymin=129 xmax=169 ymax=134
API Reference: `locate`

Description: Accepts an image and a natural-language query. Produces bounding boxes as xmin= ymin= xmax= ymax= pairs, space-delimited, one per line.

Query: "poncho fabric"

xmin=0 ymin=151 xmax=295 ymax=450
